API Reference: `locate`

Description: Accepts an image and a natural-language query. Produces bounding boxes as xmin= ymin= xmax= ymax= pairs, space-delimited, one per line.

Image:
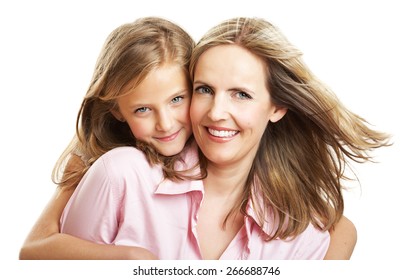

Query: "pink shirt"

xmin=61 ymin=146 xmax=330 ymax=259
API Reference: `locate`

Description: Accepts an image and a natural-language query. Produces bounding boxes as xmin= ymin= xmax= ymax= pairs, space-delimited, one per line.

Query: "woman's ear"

xmin=110 ymin=109 xmax=126 ymax=122
xmin=269 ymin=107 xmax=288 ymax=123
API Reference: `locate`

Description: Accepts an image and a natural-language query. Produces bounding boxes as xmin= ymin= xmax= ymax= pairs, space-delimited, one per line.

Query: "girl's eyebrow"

xmin=128 ymin=88 xmax=190 ymax=109
xmin=170 ymin=88 xmax=190 ymax=96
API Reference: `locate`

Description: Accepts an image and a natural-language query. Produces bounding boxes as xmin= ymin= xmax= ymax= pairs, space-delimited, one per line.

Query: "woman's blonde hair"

xmin=190 ymin=17 xmax=391 ymax=240
xmin=53 ymin=17 xmax=197 ymax=187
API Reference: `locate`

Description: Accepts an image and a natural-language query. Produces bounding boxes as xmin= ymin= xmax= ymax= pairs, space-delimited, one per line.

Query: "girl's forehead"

xmin=118 ymin=63 xmax=190 ymax=105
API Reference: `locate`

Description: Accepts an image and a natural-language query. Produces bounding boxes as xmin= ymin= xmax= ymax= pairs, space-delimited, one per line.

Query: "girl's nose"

xmin=156 ymin=110 xmax=173 ymax=132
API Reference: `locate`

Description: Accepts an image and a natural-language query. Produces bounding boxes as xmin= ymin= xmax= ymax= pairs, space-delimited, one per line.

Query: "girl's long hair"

xmin=53 ymin=17 xmax=201 ymax=188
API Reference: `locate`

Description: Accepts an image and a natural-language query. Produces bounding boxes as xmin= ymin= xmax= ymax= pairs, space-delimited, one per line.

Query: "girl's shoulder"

xmin=99 ymin=146 xmax=161 ymax=178
xmin=102 ymin=146 xmax=146 ymax=161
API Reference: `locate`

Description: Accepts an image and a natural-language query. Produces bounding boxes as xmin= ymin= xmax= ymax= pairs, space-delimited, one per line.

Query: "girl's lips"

xmin=155 ymin=130 xmax=180 ymax=142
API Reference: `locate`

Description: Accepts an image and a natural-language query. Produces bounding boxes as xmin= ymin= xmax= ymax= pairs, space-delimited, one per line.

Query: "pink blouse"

xmin=60 ymin=146 xmax=330 ymax=259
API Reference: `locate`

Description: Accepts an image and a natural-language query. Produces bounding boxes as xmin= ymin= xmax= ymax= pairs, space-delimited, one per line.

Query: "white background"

xmin=1 ymin=0 xmax=411 ymax=278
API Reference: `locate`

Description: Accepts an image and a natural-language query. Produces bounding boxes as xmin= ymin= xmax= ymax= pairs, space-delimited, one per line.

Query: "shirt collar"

xmin=154 ymin=142 xmax=204 ymax=195
xmin=154 ymin=143 xmax=277 ymax=238
xmin=245 ymin=192 xmax=280 ymax=238
xmin=155 ymin=177 xmax=204 ymax=195
xmin=156 ymin=179 xmax=278 ymax=238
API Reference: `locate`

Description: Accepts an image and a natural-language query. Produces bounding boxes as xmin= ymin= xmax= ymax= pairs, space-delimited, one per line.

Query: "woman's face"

xmin=190 ymin=44 xmax=286 ymax=168
xmin=114 ymin=63 xmax=192 ymax=157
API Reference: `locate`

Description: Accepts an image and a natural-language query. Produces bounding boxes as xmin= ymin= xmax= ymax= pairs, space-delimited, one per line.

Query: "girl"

xmin=20 ymin=16 xmax=198 ymax=259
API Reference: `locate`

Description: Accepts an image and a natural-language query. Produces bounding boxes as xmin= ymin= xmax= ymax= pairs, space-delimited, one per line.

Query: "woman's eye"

xmin=135 ymin=107 xmax=149 ymax=113
xmin=236 ymin=91 xmax=252 ymax=99
xmin=171 ymin=96 xmax=184 ymax=104
xmin=195 ymin=86 xmax=212 ymax=95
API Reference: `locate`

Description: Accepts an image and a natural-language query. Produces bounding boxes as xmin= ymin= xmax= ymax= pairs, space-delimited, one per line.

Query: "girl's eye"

xmin=195 ymin=86 xmax=212 ymax=95
xmin=171 ymin=96 xmax=184 ymax=104
xmin=235 ymin=91 xmax=252 ymax=100
xmin=135 ymin=107 xmax=150 ymax=113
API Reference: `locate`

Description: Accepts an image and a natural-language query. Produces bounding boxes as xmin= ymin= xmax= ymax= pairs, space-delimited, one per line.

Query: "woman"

xmin=187 ymin=17 xmax=389 ymax=258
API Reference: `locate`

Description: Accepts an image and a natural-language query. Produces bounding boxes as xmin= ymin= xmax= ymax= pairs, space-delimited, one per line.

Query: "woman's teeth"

xmin=208 ymin=128 xmax=238 ymax=137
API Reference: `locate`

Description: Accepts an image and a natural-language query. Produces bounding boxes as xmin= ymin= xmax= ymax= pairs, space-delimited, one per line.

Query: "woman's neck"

xmin=203 ymin=160 xmax=252 ymax=201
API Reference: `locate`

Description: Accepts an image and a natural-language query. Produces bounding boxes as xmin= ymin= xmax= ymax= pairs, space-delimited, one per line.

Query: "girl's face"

xmin=190 ymin=45 xmax=286 ymax=168
xmin=114 ymin=63 xmax=192 ymax=157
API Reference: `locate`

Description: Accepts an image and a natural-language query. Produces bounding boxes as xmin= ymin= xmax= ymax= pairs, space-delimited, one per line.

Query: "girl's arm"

xmin=19 ymin=155 xmax=156 ymax=260
xmin=324 ymin=215 xmax=357 ymax=260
